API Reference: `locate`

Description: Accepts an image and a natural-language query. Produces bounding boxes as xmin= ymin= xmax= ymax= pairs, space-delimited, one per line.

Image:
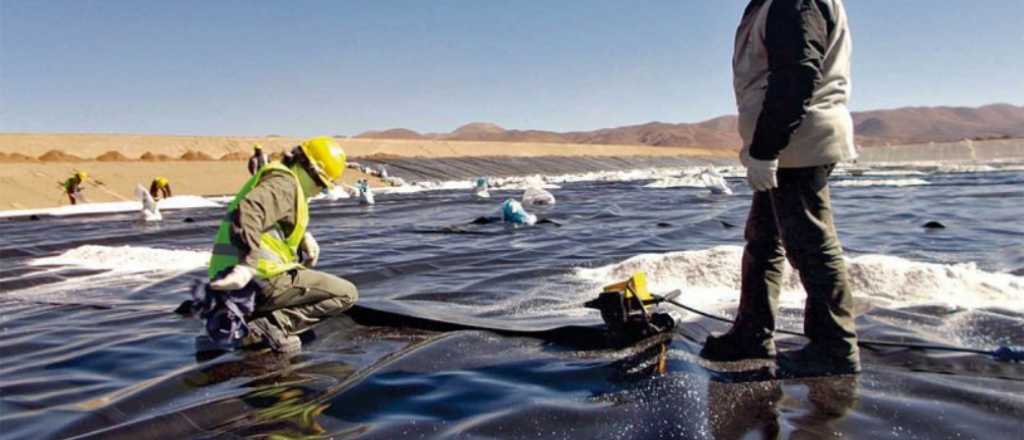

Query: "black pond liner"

xmin=1 ymin=163 xmax=1022 ymax=439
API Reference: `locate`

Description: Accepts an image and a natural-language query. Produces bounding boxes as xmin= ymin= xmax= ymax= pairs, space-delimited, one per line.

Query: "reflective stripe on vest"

xmin=207 ymin=162 xmax=309 ymax=280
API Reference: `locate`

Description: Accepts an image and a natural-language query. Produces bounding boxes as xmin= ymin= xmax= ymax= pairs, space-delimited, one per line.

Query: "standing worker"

xmin=700 ymin=0 xmax=860 ymax=376
xmin=247 ymin=144 xmax=269 ymax=175
xmin=149 ymin=176 xmax=172 ymax=200
xmin=62 ymin=171 xmax=88 ymax=205
xmin=204 ymin=136 xmax=358 ymax=353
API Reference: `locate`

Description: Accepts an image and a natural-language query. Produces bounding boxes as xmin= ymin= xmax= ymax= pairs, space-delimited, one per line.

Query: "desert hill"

xmin=852 ymin=103 xmax=1024 ymax=145
xmin=355 ymin=128 xmax=425 ymax=140
xmin=355 ymin=103 xmax=1024 ymax=148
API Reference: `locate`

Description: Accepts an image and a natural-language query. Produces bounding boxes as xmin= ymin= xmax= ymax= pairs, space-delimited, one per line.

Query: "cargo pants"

xmin=736 ymin=164 xmax=858 ymax=360
xmin=254 ymin=268 xmax=358 ymax=337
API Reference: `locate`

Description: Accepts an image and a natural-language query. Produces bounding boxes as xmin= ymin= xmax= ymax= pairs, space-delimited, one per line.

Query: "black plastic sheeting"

xmin=357 ymin=155 xmax=734 ymax=182
xmin=1 ymin=165 xmax=1023 ymax=439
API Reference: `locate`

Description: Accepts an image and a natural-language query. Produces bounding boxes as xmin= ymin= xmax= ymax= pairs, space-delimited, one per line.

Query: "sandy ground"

xmin=0 ymin=133 xmax=731 ymax=160
xmin=0 ymin=161 xmax=381 ymax=210
xmin=0 ymin=133 xmax=734 ymax=210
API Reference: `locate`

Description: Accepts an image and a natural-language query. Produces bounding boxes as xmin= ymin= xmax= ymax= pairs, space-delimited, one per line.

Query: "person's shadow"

xmin=706 ymin=373 xmax=859 ymax=439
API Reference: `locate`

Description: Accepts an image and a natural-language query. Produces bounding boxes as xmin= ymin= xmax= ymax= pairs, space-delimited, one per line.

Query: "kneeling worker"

xmin=206 ymin=136 xmax=358 ymax=353
xmin=149 ymin=176 xmax=172 ymax=200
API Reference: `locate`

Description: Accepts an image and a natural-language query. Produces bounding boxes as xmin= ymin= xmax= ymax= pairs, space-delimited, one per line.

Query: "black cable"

xmin=662 ymin=298 xmax=1012 ymax=359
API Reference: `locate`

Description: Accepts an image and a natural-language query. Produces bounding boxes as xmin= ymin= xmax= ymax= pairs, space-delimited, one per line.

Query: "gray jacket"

xmin=734 ymin=0 xmax=856 ymax=168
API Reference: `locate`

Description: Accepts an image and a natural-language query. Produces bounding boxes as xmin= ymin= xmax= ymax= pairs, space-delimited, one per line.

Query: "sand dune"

xmin=95 ymin=151 xmax=130 ymax=161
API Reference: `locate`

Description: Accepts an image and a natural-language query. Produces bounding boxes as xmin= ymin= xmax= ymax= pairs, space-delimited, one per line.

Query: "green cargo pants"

xmin=254 ymin=268 xmax=358 ymax=337
xmin=737 ymin=164 xmax=858 ymax=359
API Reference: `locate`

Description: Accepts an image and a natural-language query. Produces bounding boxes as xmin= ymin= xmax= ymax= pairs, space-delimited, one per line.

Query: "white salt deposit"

xmin=573 ymin=246 xmax=1024 ymax=310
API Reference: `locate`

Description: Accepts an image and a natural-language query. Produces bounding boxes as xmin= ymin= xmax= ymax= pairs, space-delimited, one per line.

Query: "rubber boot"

xmin=700 ymin=327 xmax=776 ymax=362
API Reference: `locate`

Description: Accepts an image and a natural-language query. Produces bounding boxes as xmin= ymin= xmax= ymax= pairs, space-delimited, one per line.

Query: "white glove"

xmin=209 ymin=265 xmax=254 ymax=291
xmin=300 ymin=232 xmax=319 ymax=268
xmin=743 ymin=150 xmax=779 ymax=192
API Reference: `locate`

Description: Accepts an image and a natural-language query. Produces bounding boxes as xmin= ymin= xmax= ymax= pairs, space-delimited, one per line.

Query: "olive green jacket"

xmin=228 ymin=171 xmax=301 ymax=269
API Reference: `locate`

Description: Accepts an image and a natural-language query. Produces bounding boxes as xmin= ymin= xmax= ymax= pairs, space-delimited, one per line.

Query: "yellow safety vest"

xmin=207 ymin=162 xmax=308 ymax=280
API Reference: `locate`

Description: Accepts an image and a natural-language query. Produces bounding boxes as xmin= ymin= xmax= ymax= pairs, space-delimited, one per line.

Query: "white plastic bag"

xmin=522 ymin=182 xmax=556 ymax=206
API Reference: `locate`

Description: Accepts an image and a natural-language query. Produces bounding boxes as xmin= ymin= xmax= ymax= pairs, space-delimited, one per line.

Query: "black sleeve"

xmin=748 ymin=0 xmax=830 ymax=160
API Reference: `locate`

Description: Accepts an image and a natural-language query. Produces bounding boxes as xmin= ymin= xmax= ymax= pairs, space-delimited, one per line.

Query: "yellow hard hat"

xmin=254 ymin=144 xmax=263 ymax=152
xmin=76 ymin=171 xmax=88 ymax=181
xmin=155 ymin=176 xmax=169 ymax=187
xmin=299 ymin=136 xmax=346 ymax=188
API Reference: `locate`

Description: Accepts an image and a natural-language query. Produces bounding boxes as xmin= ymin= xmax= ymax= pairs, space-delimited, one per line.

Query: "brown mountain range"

xmin=355 ymin=103 xmax=1024 ymax=148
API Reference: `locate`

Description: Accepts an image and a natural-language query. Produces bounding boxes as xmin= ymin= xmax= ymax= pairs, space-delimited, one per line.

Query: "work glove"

xmin=300 ymin=232 xmax=319 ymax=268
xmin=209 ymin=265 xmax=254 ymax=291
xmin=742 ymin=150 xmax=779 ymax=192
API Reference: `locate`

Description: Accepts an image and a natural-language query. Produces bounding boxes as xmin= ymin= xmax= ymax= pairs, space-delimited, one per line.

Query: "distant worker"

xmin=62 ymin=171 xmax=88 ymax=205
xmin=500 ymin=199 xmax=537 ymax=226
xmin=701 ymin=0 xmax=860 ymax=376
xmin=463 ymin=198 xmax=559 ymax=228
xmin=356 ymin=179 xmax=375 ymax=205
xmin=202 ymin=136 xmax=358 ymax=353
xmin=149 ymin=176 xmax=172 ymax=200
xmin=247 ymin=144 xmax=269 ymax=175
xmin=473 ymin=177 xmax=490 ymax=199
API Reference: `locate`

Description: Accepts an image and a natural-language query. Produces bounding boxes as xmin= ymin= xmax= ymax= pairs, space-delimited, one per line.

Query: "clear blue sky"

xmin=1 ymin=1 xmax=1021 ymax=136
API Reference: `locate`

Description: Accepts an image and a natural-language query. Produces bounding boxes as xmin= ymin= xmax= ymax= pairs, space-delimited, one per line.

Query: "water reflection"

xmin=788 ymin=375 xmax=860 ymax=437
xmin=184 ymin=351 xmax=297 ymax=387
xmin=240 ymin=385 xmax=333 ymax=438
xmin=707 ymin=374 xmax=859 ymax=439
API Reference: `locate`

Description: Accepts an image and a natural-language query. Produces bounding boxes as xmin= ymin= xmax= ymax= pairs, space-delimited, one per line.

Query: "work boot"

xmin=700 ymin=328 xmax=776 ymax=362
xmin=244 ymin=317 xmax=302 ymax=354
xmin=776 ymin=343 xmax=861 ymax=378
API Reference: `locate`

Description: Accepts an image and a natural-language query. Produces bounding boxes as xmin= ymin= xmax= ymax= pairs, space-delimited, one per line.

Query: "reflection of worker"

xmin=62 ymin=171 xmax=88 ymax=205
xmin=149 ymin=177 xmax=172 ymax=200
xmin=247 ymin=144 xmax=269 ymax=175
xmin=707 ymin=380 xmax=782 ymax=438
xmin=206 ymin=136 xmax=358 ymax=353
xmin=706 ymin=375 xmax=858 ymax=437
xmin=701 ymin=0 xmax=860 ymax=376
